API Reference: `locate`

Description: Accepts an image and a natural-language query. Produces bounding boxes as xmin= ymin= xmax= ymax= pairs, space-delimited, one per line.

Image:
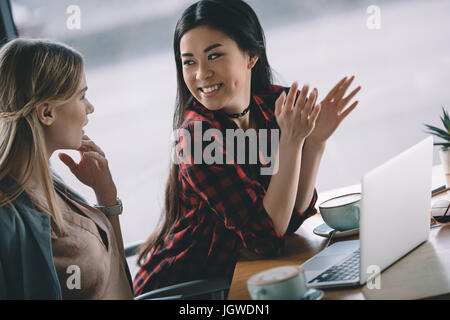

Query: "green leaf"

xmin=441 ymin=106 xmax=450 ymax=133
xmin=434 ymin=143 xmax=450 ymax=150
xmin=427 ymin=133 xmax=450 ymax=142
xmin=424 ymin=106 xmax=450 ymax=140
xmin=425 ymin=124 xmax=449 ymax=136
xmin=424 ymin=124 xmax=450 ymax=139
xmin=425 ymin=133 xmax=450 ymax=142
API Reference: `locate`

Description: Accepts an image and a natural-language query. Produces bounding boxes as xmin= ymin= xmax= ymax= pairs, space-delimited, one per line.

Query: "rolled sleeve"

xmin=286 ymin=188 xmax=318 ymax=235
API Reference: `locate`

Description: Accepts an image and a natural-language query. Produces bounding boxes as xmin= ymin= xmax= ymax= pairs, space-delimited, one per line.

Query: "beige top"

xmin=26 ymin=187 xmax=133 ymax=300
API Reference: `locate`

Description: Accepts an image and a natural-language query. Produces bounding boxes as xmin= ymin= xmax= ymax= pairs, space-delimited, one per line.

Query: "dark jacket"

xmin=0 ymin=176 xmax=132 ymax=299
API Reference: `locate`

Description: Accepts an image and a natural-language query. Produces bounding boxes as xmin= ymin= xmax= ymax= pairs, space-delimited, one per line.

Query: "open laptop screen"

xmin=359 ymin=137 xmax=433 ymax=284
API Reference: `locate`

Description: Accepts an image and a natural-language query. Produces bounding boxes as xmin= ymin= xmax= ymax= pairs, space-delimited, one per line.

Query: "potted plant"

xmin=424 ymin=106 xmax=450 ymax=185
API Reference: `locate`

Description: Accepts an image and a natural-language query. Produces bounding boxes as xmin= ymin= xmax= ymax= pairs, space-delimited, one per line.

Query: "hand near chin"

xmin=58 ymin=135 xmax=117 ymax=205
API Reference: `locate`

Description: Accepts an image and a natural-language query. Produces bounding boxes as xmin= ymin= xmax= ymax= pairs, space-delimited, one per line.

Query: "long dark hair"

xmin=138 ymin=0 xmax=274 ymax=266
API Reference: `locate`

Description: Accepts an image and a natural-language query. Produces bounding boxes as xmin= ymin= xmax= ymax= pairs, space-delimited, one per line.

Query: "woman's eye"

xmin=183 ymin=60 xmax=194 ymax=66
xmin=208 ymin=53 xmax=221 ymax=60
xmin=81 ymin=94 xmax=86 ymax=100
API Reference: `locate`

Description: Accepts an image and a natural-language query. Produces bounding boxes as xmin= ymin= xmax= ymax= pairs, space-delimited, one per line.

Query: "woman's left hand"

xmin=308 ymin=75 xmax=361 ymax=144
xmin=58 ymin=135 xmax=117 ymax=205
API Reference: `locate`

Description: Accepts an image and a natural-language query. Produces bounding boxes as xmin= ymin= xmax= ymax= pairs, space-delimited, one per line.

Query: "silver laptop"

xmin=302 ymin=136 xmax=433 ymax=288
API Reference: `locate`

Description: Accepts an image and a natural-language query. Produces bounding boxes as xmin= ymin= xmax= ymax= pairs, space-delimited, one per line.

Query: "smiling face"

xmin=43 ymin=70 xmax=94 ymax=152
xmin=180 ymin=25 xmax=258 ymax=114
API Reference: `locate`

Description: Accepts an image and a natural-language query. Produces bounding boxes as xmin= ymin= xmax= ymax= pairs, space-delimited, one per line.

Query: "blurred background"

xmin=10 ymin=0 xmax=450 ymax=249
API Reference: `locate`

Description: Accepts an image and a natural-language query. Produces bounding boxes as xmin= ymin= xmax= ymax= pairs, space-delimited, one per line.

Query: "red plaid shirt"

xmin=133 ymin=85 xmax=318 ymax=295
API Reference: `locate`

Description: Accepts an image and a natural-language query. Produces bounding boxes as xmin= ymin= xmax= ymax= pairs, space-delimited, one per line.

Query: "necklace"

xmin=225 ymin=104 xmax=251 ymax=119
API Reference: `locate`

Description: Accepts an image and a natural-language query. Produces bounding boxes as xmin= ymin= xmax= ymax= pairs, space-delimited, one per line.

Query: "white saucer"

xmin=313 ymin=223 xmax=359 ymax=239
xmin=302 ymin=288 xmax=324 ymax=300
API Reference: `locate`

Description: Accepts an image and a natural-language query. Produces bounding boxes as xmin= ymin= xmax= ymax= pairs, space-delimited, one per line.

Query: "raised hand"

xmin=308 ymin=76 xmax=361 ymax=144
xmin=275 ymin=82 xmax=321 ymax=147
xmin=58 ymin=135 xmax=117 ymax=205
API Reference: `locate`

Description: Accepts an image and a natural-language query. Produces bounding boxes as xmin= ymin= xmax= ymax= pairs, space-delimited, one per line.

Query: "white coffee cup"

xmin=319 ymin=193 xmax=361 ymax=231
xmin=247 ymin=265 xmax=315 ymax=300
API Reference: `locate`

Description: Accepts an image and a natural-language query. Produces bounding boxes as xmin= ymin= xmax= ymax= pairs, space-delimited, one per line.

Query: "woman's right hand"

xmin=265 ymin=82 xmax=320 ymax=235
xmin=58 ymin=135 xmax=117 ymax=206
xmin=274 ymin=82 xmax=321 ymax=147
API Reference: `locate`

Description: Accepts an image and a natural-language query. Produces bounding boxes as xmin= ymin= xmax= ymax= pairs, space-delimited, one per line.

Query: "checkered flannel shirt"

xmin=133 ymin=85 xmax=318 ymax=295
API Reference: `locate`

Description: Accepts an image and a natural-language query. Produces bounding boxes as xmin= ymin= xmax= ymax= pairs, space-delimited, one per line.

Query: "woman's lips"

xmin=199 ymin=83 xmax=223 ymax=98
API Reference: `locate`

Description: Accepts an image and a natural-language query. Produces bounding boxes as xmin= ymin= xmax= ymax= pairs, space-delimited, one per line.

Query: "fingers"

xmin=295 ymin=84 xmax=309 ymax=111
xmin=304 ymin=88 xmax=318 ymax=117
xmin=324 ymin=76 xmax=347 ymax=102
xmin=285 ymin=82 xmax=299 ymax=111
xmin=323 ymin=75 xmax=361 ymax=117
xmin=82 ymin=151 xmax=108 ymax=167
xmin=310 ymin=103 xmax=321 ymax=124
xmin=335 ymin=75 xmax=355 ymax=101
xmin=78 ymin=151 xmax=110 ymax=175
xmin=275 ymin=91 xmax=286 ymax=117
xmin=79 ymin=135 xmax=105 ymax=157
xmin=58 ymin=153 xmax=77 ymax=172
xmin=291 ymin=85 xmax=318 ymax=120
xmin=340 ymin=85 xmax=361 ymax=110
xmin=59 ymin=150 xmax=108 ymax=172
xmin=79 ymin=140 xmax=105 ymax=157
xmin=340 ymin=100 xmax=359 ymax=119
xmin=324 ymin=75 xmax=359 ymax=104
xmin=282 ymin=82 xmax=319 ymax=119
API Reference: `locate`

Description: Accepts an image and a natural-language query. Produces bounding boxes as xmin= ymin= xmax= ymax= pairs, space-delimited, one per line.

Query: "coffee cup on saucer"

xmin=247 ymin=265 xmax=323 ymax=300
xmin=319 ymin=193 xmax=361 ymax=231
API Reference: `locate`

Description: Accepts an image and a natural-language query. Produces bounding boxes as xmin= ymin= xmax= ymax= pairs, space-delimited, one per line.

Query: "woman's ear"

xmin=36 ymin=103 xmax=56 ymax=126
xmin=248 ymin=54 xmax=259 ymax=69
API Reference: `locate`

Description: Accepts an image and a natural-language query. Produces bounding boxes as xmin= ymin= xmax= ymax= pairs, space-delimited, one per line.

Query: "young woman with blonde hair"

xmin=0 ymin=38 xmax=133 ymax=299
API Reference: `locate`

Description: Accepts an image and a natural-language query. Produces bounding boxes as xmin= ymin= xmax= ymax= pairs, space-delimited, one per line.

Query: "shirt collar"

xmin=252 ymin=93 xmax=273 ymax=124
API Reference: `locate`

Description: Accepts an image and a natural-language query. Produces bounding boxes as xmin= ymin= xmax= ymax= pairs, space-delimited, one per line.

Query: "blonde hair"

xmin=0 ymin=38 xmax=84 ymax=234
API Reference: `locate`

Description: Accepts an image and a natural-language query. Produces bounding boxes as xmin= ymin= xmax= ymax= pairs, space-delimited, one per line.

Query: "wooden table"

xmin=227 ymin=166 xmax=450 ymax=300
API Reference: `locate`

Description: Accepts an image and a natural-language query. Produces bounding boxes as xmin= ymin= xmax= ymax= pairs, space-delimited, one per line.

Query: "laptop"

xmin=301 ymin=136 xmax=433 ymax=288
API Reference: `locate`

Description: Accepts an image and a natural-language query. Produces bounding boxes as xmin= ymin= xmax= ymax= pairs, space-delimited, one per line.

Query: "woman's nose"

xmin=196 ymin=62 xmax=213 ymax=81
xmin=86 ymin=100 xmax=94 ymax=114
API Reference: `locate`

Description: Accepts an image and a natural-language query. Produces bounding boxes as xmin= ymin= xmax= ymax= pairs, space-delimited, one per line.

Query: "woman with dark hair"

xmin=134 ymin=0 xmax=360 ymax=295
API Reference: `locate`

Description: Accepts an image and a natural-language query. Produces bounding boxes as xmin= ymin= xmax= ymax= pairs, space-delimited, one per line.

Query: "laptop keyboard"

xmin=309 ymin=249 xmax=360 ymax=284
